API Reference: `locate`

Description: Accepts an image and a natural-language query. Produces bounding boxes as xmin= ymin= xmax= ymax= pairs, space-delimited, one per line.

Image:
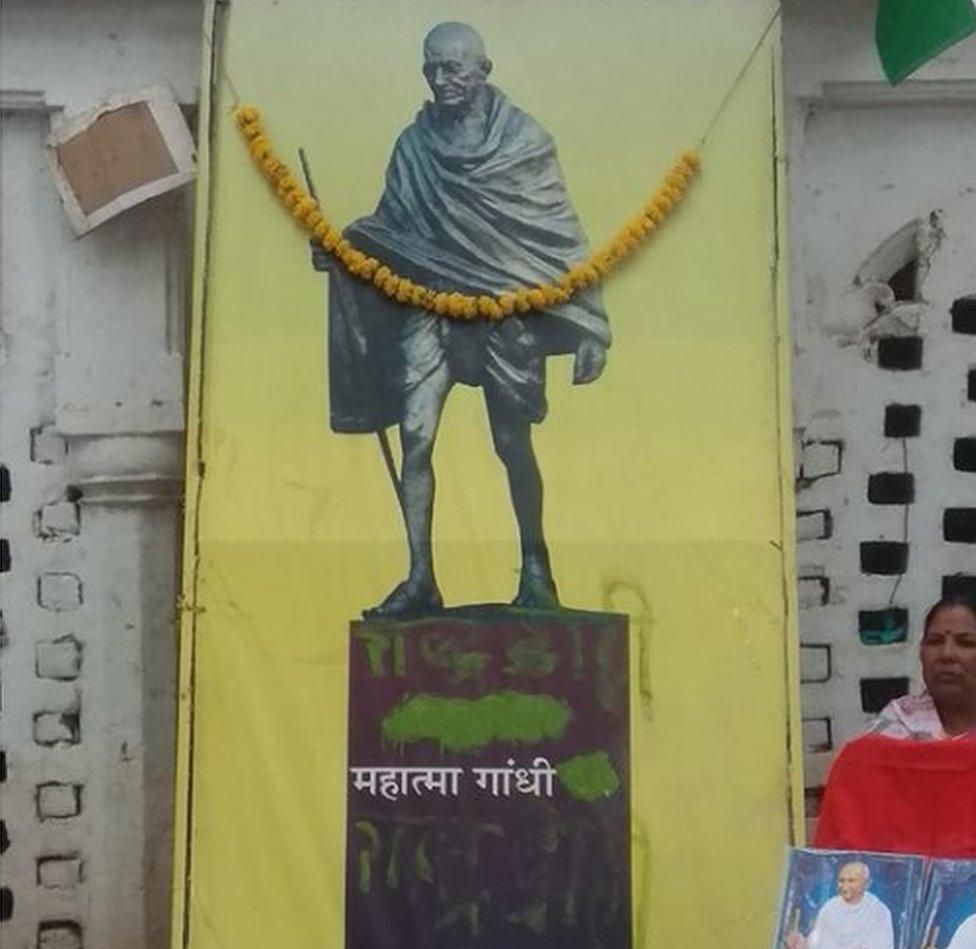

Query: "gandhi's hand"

xmin=310 ymin=239 xmax=331 ymax=273
xmin=572 ymin=338 xmax=607 ymax=384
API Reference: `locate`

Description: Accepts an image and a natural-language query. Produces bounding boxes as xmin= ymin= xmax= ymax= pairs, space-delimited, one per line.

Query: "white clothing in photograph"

xmin=946 ymin=913 xmax=976 ymax=949
xmin=808 ymin=892 xmax=894 ymax=949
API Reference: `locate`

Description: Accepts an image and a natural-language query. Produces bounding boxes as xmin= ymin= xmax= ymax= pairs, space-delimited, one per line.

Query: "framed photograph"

xmin=773 ymin=848 xmax=926 ymax=949
xmin=916 ymin=860 xmax=976 ymax=949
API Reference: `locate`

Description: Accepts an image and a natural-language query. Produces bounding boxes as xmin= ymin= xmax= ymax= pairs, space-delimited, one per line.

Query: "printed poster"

xmin=174 ymin=1 xmax=800 ymax=946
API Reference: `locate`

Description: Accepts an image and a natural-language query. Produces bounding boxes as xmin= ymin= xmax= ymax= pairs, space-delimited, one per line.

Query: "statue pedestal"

xmin=345 ymin=606 xmax=631 ymax=949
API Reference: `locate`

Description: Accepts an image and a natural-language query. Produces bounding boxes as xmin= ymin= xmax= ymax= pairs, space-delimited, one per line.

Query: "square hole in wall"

xmin=800 ymin=644 xmax=832 ymax=683
xmin=860 ymin=541 xmax=908 ymax=575
xmin=802 ymin=717 xmax=833 ymax=753
xmin=944 ymin=508 xmax=976 ymax=544
xmin=954 ymin=438 xmax=976 ymax=472
xmin=968 ymin=369 xmax=976 ymax=402
xmin=798 ymin=575 xmax=831 ymax=608
xmin=943 ymin=575 xmax=976 ymax=599
xmin=952 ymin=295 xmax=976 ymax=334
xmin=858 ymin=607 xmax=908 ymax=645
xmin=37 ymin=920 xmax=84 ymax=949
xmin=0 ymin=465 xmax=10 ymax=502
xmin=796 ymin=509 xmax=833 ymax=541
xmin=877 ymin=337 xmax=923 ymax=370
xmin=884 ymin=404 xmax=921 ymax=438
xmin=868 ymin=472 xmax=914 ymax=505
xmin=860 ymin=677 xmax=910 ymax=714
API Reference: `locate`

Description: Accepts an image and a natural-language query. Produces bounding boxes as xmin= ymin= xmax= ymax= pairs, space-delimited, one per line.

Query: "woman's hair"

xmin=923 ymin=593 xmax=976 ymax=634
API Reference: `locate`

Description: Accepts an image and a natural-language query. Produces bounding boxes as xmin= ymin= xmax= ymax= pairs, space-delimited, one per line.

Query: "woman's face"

xmin=920 ymin=604 xmax=976 ymax=706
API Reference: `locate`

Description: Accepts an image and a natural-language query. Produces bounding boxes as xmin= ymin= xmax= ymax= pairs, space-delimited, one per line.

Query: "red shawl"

xmin=814 ymin=734 xmax=976 ymax=857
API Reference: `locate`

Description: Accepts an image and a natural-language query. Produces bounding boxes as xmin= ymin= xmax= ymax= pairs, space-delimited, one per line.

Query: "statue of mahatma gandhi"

xmin=312 ymin=22 xmax=610 ymax=618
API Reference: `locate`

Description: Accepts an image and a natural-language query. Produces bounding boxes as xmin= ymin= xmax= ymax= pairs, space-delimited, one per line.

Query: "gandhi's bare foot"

xmin=363 ymin=578 xmax=443 ymax=619
xmin=512 ymin=559 xmax=559 ymax=610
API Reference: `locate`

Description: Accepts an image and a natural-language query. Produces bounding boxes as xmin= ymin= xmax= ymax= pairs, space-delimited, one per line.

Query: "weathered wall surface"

xmin=0 ymin=2 xmax=200 ymax=946
xmin=782 ymin=0 xmax=976 ymax=835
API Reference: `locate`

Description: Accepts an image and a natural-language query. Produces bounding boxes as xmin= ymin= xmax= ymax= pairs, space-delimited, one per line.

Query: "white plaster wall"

xmin=782 ymin=0 xmax=976 ymax=835
xmin=1 ymin=2 xmax=201 ymax=946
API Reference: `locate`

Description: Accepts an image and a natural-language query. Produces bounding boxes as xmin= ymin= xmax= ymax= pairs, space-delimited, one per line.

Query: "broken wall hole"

xmin=858 ymin=607 xmax=908 ymax=645
xmin=859 ymin=541 xmax=908 ymax=576
xmin=954 ymin=438 xmax=976 ymax=472
xmin=853 ymin=217 xmax=932 ymax=303
xmin=877 ymin=336 xmax=923 ymax=371
xmin=887 ymin=258 xmax=919 ymax=302
xmin=883 ymin=404 xmax=921 ymax=438
xmin=951 ymin=295 xmax=976 ymax=334
xmin=968 ymin=369 xmax=976 ymax=402
xmin=0 ymin=464 xmax=10 ymax=501
xmin=943 ymin=575 xmax=976 ymax=600
xmin=867 ymin=472 xmax=914 ymax=505
xmin=944 ymin=508 xmax=976 ymax=544
xmin=860 ymin=677 xmax=910 ymax=714
xmin=32 ymin=712 xmax=81 ymax=747
xmin=0 ymin=538 xmax=9 ymax=572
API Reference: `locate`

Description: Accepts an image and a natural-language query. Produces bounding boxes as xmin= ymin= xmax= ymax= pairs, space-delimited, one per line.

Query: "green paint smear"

xmin=556 ymin=751 xmax=620 ymax=802
xmin=381 ymin=691 xmax=570 ymax=753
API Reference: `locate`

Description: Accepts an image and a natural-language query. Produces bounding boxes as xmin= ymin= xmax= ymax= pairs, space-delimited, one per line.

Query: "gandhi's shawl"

xmin=328 ymin=86 xmax=609 ymax=433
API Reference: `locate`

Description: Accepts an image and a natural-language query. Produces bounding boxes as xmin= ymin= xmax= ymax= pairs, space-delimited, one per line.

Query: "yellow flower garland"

xmin=235 ymin=104 xmax=700 ymax=321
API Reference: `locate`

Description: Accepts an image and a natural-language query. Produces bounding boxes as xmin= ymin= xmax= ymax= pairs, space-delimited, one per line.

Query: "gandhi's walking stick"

xmin=298 ymin=147 xmax=405 ymax=512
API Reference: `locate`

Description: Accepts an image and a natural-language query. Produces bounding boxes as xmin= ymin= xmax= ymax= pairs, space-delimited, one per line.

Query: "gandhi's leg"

xmin=365 ymin=362 xmax=451 ymax=617
xmin=486 ymin=397 xmax=559 ymax=609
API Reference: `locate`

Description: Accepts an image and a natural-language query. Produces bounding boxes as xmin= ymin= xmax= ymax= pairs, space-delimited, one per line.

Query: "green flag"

xmin=877 ymin=0 xmax=976 ymax=83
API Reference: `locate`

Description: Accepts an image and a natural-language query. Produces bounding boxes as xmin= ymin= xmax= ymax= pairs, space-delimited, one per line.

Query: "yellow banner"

xmin=174 ymin=2 xmax=801 ymax=946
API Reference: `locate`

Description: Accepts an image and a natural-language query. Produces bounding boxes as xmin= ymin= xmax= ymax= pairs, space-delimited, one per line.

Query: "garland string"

xmin=234 ymin=104 xmax=700 ymax=322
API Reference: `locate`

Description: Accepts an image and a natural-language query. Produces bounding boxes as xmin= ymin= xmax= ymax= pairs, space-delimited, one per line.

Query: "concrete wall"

xmin=782 ymin=0 xmax=976 ymax=835
xmin=0 ymin=3 xmax=201 ymax=946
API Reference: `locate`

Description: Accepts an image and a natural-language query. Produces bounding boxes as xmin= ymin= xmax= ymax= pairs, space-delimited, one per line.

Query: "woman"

xmin=869 ymin=594 xmax=976 ymax=740
xmin=813 ymin=594 xmax=976 ymax=857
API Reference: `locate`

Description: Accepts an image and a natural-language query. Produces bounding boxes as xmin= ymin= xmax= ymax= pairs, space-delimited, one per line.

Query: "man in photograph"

xmin=786 ymin=861 xmax=894 ymax=949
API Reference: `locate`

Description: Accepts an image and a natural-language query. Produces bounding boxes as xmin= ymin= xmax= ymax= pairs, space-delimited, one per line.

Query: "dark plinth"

xmin=345 ymin=605 xmax=631 ymax=949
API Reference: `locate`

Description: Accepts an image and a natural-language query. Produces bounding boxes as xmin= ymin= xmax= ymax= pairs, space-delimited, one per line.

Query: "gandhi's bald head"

xmin=837 ymin=862 xmax=870 ymax=904
xmin=424 ymin=22 xmax=487 ymax=60
xmin=422 ymin=22 xmax=492 ymax=116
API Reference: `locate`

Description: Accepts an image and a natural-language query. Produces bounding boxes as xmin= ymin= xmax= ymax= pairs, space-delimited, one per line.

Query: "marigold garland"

xmin=234 ymin=103 xmax=700 ymax=322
